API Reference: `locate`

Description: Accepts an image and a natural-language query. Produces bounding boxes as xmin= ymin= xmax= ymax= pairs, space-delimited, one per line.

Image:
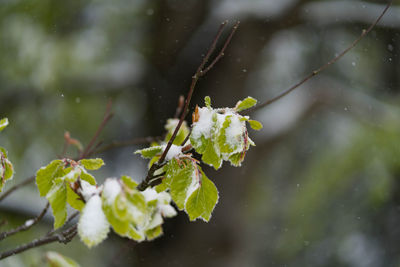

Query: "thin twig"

xmin=181 ymin=128 xmax=192 ymax=146
xmin=137 ymin=21 xmax=239 ymax=191
xmin=79 ymin=100 xmax=114 ymax=159
xmin=92 ymin=136 xmax=162 ymax=155
xmin=200 ymin=21 xmax=240 ymax=77
xmin=46 ymin=211 xmax=79 ymax=237
xmin=0 ymin=224 xmax=78 ymax=260
xmin=0 ymin=176 xmax=35 ymax=202
xmin=246 ymin=0 xmax=393 ymax=113
xmin=0 ymin=202 xmax=49 ymax=241
xmin=174 ymin=95 xmax=185 ymax=118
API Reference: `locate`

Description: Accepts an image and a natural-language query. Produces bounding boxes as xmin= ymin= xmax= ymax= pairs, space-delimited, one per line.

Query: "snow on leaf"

xmin=79 ymin=158 xmax=104 ymax=170
xmin=78 ymin=195 xmax=110 ymax=248
xmin=0 ymin=118 xmax=9 ymax=132
xmin=165 ymin=144 xmax=183 ymax=161
xmin=102 ymin=179 xmax=122 ymax=205
xmin=79 ymin=180 xmax=101 ymax=202
xmin=235 ymin=96 xmax=257 ymax=112
xmin=135 ymin=146 xmax=164 ymax=159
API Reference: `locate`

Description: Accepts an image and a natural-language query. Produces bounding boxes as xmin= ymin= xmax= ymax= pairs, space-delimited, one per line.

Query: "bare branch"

xmin=0 ymin=202 xmax=49 ymax=241
xmin=46 ymin=211 xmax=79 ymax=237
xmin=79 ymin=100 xmax=114 ymax=159
xmin=200 ymin=21 xmax=240 ymax=77
xmin=246 ymin=0 xmax=393 ymax=113
xmin=0 ymin=224 xmax=77 ymax=260
xmin=92 ymin=136 xmax=162 ymax=155
xmin=0 ymin=176 xmax=35 ymax=202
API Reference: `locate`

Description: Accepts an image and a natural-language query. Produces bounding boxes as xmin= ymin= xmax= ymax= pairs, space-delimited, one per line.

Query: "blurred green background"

xmin=1 ymin=0 xmax=400 ymax=266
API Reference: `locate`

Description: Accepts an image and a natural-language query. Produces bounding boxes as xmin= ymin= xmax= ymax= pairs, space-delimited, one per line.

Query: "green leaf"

xmin=80 ymin=171 xmax=96 ymax=185
xmin=0 ymin=147 xmax=7 ymax=157
xmin=113 ymin=194 xmax=129 ymax=220
xmin=145 ymin=225 xmax=163 ymax=240
xmin=235 ymin=97 xmax=257 ymax=112
xmin=0 ymin=148 xmax=13 ymax=192
xmin=79 ymin=158 xmax=104 ymax=170
xmin=36 ymin=160 xmax=64 ymax=197
xmin=66 ymin=184 xmax=84 ymax=211
xmin=168 ymin=159 xmax=197 ymax=210
xmin=3 ymin=158 xmax=14 ymax=181
xmin=121 ymin=175 xmax=138 ymax=189
xmin=185 ymin=170 xmax=218 ymax=222
xmin=0 ymin=118 xmax=9 ymax=132
xmin=135 ymin=146 xmax=163 ymax=159
xmin=248 ymin=120 xmax=263 ymax=130
xmin=127 ymin=225 xmax=145 ymax=241
xmin=204 ymin=96 xmax=211 ymax=108
xmin=47 ymin=182 xmax=67 ymax=229
xmin=228 ymin=152 xmax=244 ymax=167
xmin=102 ymin=204 xmax=130 ymax=236
xmin=45 ymin=251 xmax=80 ymax=267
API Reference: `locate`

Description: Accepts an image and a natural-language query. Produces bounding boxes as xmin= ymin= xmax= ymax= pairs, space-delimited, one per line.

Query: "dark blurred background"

xmin=1 ymin=0 xmax=400 ymax=266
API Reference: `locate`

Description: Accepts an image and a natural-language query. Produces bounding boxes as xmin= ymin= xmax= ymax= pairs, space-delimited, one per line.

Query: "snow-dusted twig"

xmin=0 ymin=202 xmax=49 ymax=241
xmin=245 ymin=0 xmax=393 ymax=113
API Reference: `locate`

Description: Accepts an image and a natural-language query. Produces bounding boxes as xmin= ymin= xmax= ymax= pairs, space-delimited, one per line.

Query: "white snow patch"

xmin=191 ymin=107 xmax=214 ymax=139
xmin=79 ymin=180 xmax=101 ymax=202
xmin=141 ymin=189 xmax=177 ymax=220
xmin=160 ymin=204 xmax=177 ymax=218
xmin=24 ymin=219 xmax=34 ymax=227
xmin=165 ymin=144 xmax=183 ymax=161
xmin=78 ymin=195 xmax=110 ymax=248
xmin=141 ymin=188 xmax=158 ymax=202
xmin=102 ymin=179 xmax=121 ymax=204
xmin=146 ymin=212 xmax=163 ymax=230
xmin=225 ymin=115 xmax=245 ymax=148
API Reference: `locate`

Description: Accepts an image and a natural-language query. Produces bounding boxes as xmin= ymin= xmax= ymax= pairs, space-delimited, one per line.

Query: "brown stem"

xmin=0 ymin=176 xmax=35 ymax=202
xmin=46 ymin=211 xmax=79 ymax=237
xmin=200 ymin=21 xmax=240 ymax=77
xmin=246 ymin=0 xmax=393 ymax=113
xmin=92 ymin=136 xmax=162 ymax=155
xmin=0 ymin=202 xmax=49 ymax=241
xmin=0 ymin=224 xmax=78 ymax=260
xmin=79 ymin=100 xmax=114 ymax=159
